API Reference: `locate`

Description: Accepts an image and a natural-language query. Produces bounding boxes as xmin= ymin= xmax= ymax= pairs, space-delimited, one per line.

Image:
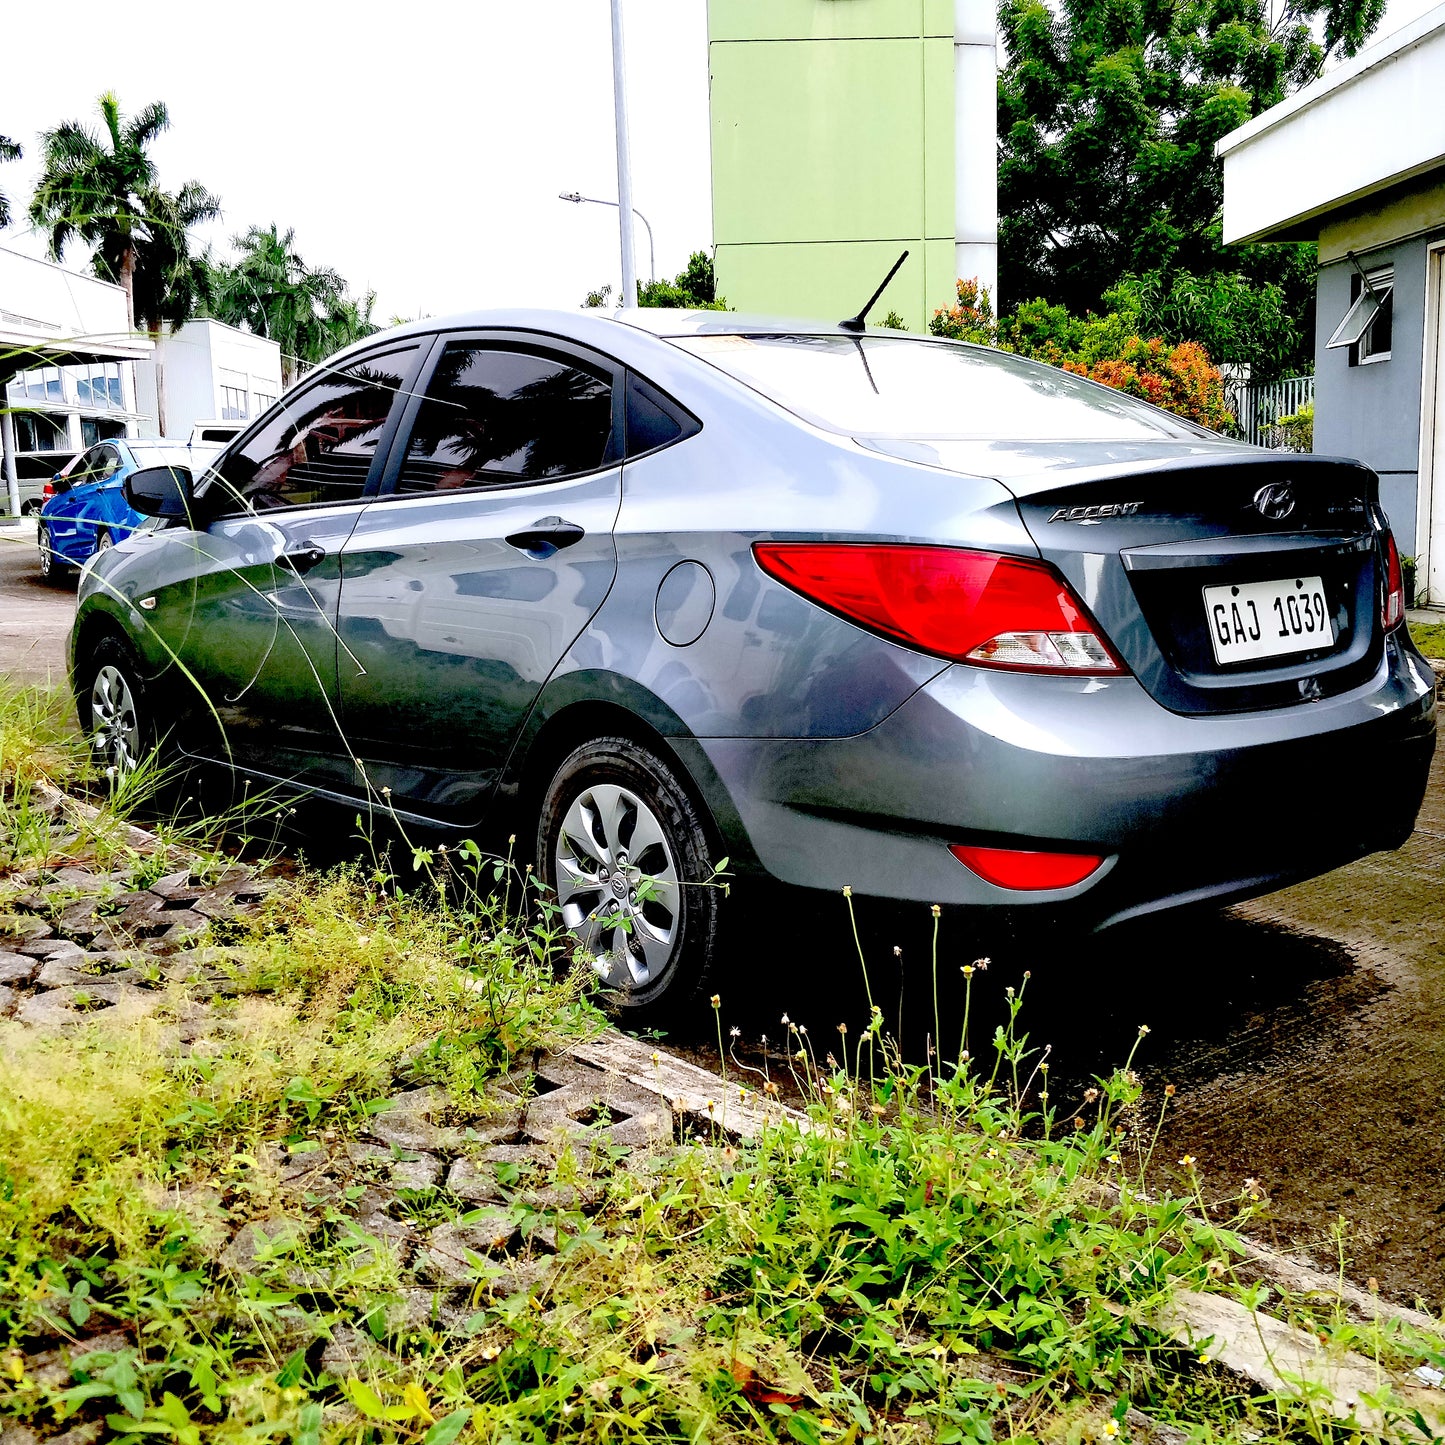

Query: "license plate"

xmin=1203 ymin=574 xmax=1333 ymax=665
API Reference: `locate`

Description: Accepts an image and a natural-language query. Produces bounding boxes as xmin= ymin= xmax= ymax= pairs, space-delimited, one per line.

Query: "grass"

xmin=1408 ymin=618 xmax=1445 ymax=660
xmin=1 ymin=682 xmax=1443 ymax=1444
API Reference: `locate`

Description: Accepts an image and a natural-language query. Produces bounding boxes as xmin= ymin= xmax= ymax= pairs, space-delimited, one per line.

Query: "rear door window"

xmin=395 ymin=344 xmax=615 ymax=494
xmin=209 ymin=345 xmax=420 ymax=512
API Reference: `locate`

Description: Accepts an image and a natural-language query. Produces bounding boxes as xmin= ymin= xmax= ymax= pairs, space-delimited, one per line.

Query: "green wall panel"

xmin=715 ymin=241 xmax=941 ymax=329
xmin=710 ymin=39 xmax=929 ymax=244
xmin=709 ymin=0 xmax=951 ymax=41
xmin=708 ymin=0 xmax=960 ymax=329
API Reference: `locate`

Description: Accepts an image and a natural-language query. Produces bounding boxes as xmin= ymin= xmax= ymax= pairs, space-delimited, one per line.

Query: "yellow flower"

xmin=1104 ymin=1419 xmax=1120 ymax=1439
xmin=1179 ymin=1154 xmax=1197 ymax=1169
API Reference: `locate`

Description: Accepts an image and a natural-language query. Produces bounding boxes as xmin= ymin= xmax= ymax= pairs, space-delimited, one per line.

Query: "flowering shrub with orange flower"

xmin=1062 ymin=336 xmax=1233 ymax=431
xmin=927 ymin=277 xmax=999 ymax=346
xmin=929 ymin=278 xmax=1235 ymax=432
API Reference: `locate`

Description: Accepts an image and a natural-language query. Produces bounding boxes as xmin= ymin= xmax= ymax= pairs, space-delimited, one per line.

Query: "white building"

xmin=1218 ymin=3 xmax=1445 ymax=608
xmin=0 ymin=245 xmax=152 ymax=515
xmin=133 ymin=318 xmax=282 ymax=441
xmin=1 ymin=247 xmax=283 ymax=515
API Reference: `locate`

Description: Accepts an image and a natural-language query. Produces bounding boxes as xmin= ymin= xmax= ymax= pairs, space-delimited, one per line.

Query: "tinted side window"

xmin=71 ymin=447 xmax=108 ymax=484
xmin=213 ymin=346 xmax=418 ymax=512
xmin=625 ymin=373 xmax=700 ymax=456
xmin=397 ymin=345 xmax=613 ymax=494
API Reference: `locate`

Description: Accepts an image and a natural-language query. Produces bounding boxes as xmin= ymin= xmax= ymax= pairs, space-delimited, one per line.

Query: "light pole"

xmin=558 ymin=192 xmax=656 ymax=288
xmin=610 ymin=0 xmax=639 ymax=306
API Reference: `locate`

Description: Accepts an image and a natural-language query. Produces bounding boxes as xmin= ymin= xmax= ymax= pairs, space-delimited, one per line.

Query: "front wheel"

xmin=537 ymin=736 xmax=722 ymax=1021
xmin=77 ymin=634 xmax=155 ymax=778
xmin=93 ymin=527 xmax=113 ymax=557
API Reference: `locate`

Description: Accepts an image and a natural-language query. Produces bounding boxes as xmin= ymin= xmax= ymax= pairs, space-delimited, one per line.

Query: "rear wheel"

xmin=93 ymin=527 xmax=113 ymax=557
xmin=537 ymin=736 xmax=721 ymax=1020
xmin=77 ymin=635 xmax=154 ymax=778
xmin=37 ymin=525 xmax=59 ymax=583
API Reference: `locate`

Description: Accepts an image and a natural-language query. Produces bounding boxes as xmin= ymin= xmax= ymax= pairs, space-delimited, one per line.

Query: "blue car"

xmin=38 ymin=438 xmax=220 ymax=582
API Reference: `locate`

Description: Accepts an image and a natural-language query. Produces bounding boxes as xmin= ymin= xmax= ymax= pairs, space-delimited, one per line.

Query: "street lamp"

xmin=559 ymin=191 xmax=656 ymax=292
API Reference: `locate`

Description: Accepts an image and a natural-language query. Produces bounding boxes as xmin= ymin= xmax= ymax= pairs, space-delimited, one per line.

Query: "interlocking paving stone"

xmin=413 ymin=1214 xmax=522 ymax=1287
xmin=14 ymin=982 xmax=161 ymax=1027
xmin=0 ymin=950 xmax=37 ymax=984
xmin=36 ymin=952 xmax=149 ymax=989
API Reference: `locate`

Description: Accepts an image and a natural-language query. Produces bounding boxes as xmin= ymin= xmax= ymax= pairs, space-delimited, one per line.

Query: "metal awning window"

xmin=1326 ymin=256 xmax=1393 ymax=351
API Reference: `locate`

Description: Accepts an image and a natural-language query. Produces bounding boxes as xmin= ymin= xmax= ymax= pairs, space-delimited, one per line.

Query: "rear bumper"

xmin=684 ymin=631 xmax=1436 ymax=927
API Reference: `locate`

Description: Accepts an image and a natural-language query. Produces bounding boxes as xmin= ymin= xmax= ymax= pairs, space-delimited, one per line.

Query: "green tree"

xmin=0 ymin=135 xmax=21 ymax=231
xmin=996 ymin=0 xmax=1383 ymax=371
xmin=28 ymin=92 xmax=219 ymax=332
xmin=207 ymin=224 xmax=376 ymax=383
xmin=583 ymin=250 xmax=726 ymax=310
xmin=1105 ymin=268 xmax=1305 ymax=380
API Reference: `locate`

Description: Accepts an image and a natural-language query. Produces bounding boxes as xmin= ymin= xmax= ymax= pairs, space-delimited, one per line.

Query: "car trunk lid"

xmin=1007 ymin=450 xmax=1385 ymax=715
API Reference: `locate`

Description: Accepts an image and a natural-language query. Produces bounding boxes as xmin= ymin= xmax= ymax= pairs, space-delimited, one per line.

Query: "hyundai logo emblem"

xmin=1254 ymin=483 xmax=1296 ymax=521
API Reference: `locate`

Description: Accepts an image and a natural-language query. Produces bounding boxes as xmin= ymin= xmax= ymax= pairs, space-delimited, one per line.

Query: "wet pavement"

xmin=0 ymin=534 xmax=1441 ymax=1307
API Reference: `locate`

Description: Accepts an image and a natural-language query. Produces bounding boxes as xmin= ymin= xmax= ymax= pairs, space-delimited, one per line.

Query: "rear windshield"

xmin=673 ymin=333 xmax=1189 ymax=441
xmin=130 ymin=445 xmax=205 ymax=470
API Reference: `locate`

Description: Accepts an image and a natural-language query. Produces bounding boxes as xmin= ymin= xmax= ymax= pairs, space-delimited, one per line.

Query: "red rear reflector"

xmin=1382 ymin=531 xmax=1404 ymax=631
xmin=752 ymin=543 xmax=1123 ymax=674
xmin=949 ymin=843 xmax=1103 ymax=890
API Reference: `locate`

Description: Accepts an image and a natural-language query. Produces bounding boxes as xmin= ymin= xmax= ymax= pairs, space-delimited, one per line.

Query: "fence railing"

xmin=1224 ymin=374 xmax=1314 ymax=448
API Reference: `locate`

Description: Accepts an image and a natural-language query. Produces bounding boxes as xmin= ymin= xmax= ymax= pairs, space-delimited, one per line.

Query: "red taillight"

xmin=751 ymin=543 xmax=1124 ymax=674
xmin=42 ymin=483 xmax=54 ymax=498
xmin=949 ymin=843 xmax=1104 ymax=890
xmin=1382 ymin=531 xmax=1405 ymax=632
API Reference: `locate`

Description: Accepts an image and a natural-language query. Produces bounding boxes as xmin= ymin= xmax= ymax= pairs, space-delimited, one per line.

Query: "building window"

xmin=1327 ymin=264 xmax=1394 ymax=363
xmin=16 ymin=367 xmax=64 ymax=404
xmin=75 ymin=362 xmax=124 ymax=409
xmin=220 ymin=385 xmax=249 ymax=420
xmin=80 ymin=417 xmax=127 ymax=446
xmin=14 ymin=412 xmax=68 ymax=452
xmin=253 ymin=391 xmax=276 ymax=413
xmin=1355 ymin=267 xmax=1392 ymax=363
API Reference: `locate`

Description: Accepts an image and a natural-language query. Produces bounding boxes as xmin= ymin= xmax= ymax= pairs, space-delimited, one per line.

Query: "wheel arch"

xmin=501 ymin=675 xmax=761 ymax=875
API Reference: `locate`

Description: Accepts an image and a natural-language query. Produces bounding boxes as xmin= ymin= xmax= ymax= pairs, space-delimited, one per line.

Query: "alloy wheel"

xmin=94 ymin=529 xmax=113 ymax=555
xmin=554 ymin=782 xmax=680 ymax=988
xmin=37 ymin=527 xmax=53 ymax=579
xmin=90 ymin=663 xmax=142 ymax=776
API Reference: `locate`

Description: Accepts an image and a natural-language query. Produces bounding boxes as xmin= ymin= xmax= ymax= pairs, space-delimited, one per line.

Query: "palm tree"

xmin=0 ymin=135 xmax=21 ymax=231
xmin=28 ymin=92 xmax=218 ymax=332
xmin=209 ymin=225 xmax=376 ymax=383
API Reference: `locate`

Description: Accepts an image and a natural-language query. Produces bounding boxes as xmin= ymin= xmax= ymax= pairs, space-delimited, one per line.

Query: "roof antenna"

xmin=839 ymin=250 xmax=909 ymax=332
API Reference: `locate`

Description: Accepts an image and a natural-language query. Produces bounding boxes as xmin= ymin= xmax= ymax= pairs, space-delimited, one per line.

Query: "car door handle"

xmin=505 ymin=516 xmax=586 ymax=555
xmin=277 ymin=541 xmax=327 ymax=575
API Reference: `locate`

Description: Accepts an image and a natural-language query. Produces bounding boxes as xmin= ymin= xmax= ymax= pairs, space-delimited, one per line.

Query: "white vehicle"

xmin=188 ymin=420 xmax=245 ymax=447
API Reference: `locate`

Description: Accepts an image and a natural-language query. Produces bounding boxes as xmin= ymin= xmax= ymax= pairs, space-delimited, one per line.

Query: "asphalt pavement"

xmin=0 ymin=520 xmax=72 ymax=687
xmin=0 ymin=524 xmax=1440 ymax=1308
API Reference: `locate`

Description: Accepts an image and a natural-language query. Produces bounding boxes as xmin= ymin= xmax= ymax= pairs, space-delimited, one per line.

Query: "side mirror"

xmin=124 ymin=464 xmax=194 ymax=520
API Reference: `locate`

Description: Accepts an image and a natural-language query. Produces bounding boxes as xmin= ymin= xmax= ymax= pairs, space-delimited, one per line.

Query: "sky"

xmin=0 ymin=0 xmax=714 ymax=322
xmin=1 ymin=0 xmax=1438 ymax=325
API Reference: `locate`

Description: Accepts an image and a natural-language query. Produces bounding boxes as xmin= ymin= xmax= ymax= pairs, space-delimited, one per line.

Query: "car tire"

xmin=75 ymin=633 xmax=155 ymax=778
xmin=537 ymin=735 xmax=722 ymax=1021
xmin=37 ymin=525 xmax=65 ymax=585
xmin=94 ymin=528 xmax=113 ymax=557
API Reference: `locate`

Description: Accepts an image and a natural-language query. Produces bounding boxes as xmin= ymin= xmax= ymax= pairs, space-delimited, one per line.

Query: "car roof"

xmin=323 ymin=306 xmax=917 ymax=370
